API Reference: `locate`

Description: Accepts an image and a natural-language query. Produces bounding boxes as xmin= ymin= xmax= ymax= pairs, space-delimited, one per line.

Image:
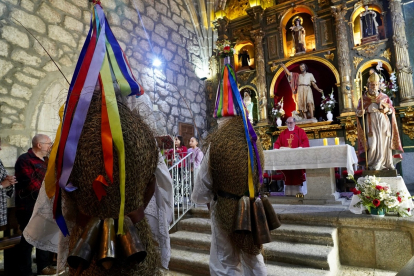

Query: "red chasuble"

xmin=273 ymin=125 xmax=309 ymax=186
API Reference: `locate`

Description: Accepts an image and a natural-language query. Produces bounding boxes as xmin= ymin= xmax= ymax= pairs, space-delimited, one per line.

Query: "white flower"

xmin=321 ymin=107 xmax=324 ymax=110
xmin=376 ymin=61 xmax=383 ymax=71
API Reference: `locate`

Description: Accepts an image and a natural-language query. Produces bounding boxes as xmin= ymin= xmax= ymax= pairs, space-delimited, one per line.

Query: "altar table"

xmin=264 ymin=145 xmax=358 ymax=203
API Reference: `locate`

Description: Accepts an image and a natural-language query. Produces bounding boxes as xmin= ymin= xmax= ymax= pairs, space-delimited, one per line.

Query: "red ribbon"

xmin=93 ymin=175 xmax=109 ymax=201
xmin=99 ymin=75 xmax=114 ymax=183
xmin=53 ymin=20 xmax=98 ymax=218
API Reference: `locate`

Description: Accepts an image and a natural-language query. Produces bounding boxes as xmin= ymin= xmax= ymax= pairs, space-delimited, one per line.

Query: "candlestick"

xmin=323 ymin=138 xmax=328 ymax=146
xmin=335 ymin=137 xmax=339 ymax=145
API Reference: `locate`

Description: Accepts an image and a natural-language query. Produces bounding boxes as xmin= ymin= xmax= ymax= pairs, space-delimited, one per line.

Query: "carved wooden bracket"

xmin=355 ymin=43 xmax=386 ymax=58
xmin=339 ymin=116 xmax=358 ymax=146
xmin=257 ymin=127 xmax=272 ymax=150
xmin=398 ymin=106 xmax=414 ymax=139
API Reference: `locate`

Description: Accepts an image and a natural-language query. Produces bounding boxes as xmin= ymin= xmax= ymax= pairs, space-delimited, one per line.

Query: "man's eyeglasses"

xmin=286 ymin=122 xmax=294 ymax=125
xmin=40 ymin=142 xmax=53 ymax=145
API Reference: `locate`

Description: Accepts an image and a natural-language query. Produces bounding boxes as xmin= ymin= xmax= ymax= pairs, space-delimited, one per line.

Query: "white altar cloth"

xmin=349 ymin=176 xmax=414 ymax=214
xmin=263 ymin=145 xmax=358 ymax=174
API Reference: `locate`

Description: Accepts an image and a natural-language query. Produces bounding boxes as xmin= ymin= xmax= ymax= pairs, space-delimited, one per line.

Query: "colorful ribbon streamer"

xmin=49 ymin=3 xmax=144 ymax=236
xmin=214 ymin=57 xmax=263 ymax=199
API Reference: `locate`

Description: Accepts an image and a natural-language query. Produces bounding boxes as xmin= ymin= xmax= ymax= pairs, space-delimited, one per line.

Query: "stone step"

xmin=170 ymin=231 xmax=334 ymax=270
xmin=178 ymin=218 xmax=336 ymax=246
xmin=271 ymin=224 xmax=336 ymax=246
xmin=267 ymin=261 xmax=329 ymax=276
xmin=188 ymin=206 xmax=210 ymax=218
xmin=170 ymin=231 xmax=211 ymax=252
xmin=169 ymin=248 xmax=330 ymax=276
xmin=169 ymin=249 xmax=210 ymax=276
xmin=263 ymin=240 xmax=334 ymax=270
xmin=178 ymin=217 xmax=211 ymax=234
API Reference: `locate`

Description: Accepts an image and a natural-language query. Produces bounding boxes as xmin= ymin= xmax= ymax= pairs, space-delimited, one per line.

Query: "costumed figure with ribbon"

xmin=356 ymin=71 xmax=403 ymax=170
xmin=22 ymin=2 xmax=173 ymax=275
xmin=191 ymin=44 xmax=281 ymax=275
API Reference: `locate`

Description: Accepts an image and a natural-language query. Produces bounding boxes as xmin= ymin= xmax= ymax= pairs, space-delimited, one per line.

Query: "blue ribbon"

xmin=104 ymin=19 xmax=140 ymax=96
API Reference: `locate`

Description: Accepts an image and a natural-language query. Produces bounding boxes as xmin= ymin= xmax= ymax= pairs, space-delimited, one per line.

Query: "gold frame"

xmin=269 ymin=55 xmax=341 ymax=98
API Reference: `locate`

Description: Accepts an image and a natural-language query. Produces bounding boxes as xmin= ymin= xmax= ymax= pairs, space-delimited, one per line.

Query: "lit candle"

xmin=335 ymin=137 xmax=339 ymax=145
xmin=323 ymin=138 xmax=328 ymax=146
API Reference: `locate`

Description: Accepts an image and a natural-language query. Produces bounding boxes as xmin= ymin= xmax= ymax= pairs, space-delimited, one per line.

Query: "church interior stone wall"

xmin=0 ymin=0 xmax=208 ymax=172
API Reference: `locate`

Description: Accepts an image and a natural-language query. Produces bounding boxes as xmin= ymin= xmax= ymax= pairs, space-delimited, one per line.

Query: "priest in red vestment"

xmin=273 ymin=117 xmax=309 ymax=195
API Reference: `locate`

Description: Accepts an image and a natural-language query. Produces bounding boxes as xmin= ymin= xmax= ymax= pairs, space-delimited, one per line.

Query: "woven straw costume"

xmin=192 ymin=56 xmax=268 ymax=275
xmin=22 ymin=2 xmax=173 ymax=275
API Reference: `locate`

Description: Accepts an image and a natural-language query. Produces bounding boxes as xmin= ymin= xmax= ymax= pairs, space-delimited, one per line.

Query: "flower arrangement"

xmin=216 ymin=40 xmax=234 ymax=58
xmin=270 ymin=100 xmax=285 ymax=119
xmin=376 ymin=61 xmax=398 ymax=99
xmin=320 ymin=90 xmax=337 ymax=112
xmin=347 ymin=174 xmax=412 ymax=217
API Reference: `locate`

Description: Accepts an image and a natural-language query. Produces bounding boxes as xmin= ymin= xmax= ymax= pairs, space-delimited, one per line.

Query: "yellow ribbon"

xmin=45 ymin=104 xmax=65 ymax=198
xmin=247 ymin=154 xmax=255 ymax=200
xmin=105 ymin=41 xmax=131 ymax=96
xmin=101 ymin=52 xmax=126 ymax=235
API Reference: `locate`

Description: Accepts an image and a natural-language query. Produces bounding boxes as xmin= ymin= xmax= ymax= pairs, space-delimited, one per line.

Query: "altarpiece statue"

xmin=280 ymin=63 xmax=323 ymax=119
xmin=356 ymin=71 xmax=403 ymax=170
xmin=290 ymin=16 xmax=306 ymax=55
xmin=360 ymin=6 xmax=379 ymax=44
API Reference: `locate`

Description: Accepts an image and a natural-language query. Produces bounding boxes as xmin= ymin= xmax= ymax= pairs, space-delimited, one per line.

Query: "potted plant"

xmin=320 ymin=89 xmax=336 ymax=121
xmin=270 ymin=100 xmax=285 ymax=127
xmin=347 ymin=174 xmax=412 ymax=217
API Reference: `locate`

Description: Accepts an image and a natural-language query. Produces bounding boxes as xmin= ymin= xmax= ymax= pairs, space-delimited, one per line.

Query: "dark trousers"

xmin=16 ymin=211 xmax=51 ymax=276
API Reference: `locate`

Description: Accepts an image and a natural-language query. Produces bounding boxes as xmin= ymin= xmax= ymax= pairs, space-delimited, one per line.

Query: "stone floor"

xmin=339 ymin=266 xmax=396 ymax=276
xmin=0 ymin=203 xmax=404 ymax=275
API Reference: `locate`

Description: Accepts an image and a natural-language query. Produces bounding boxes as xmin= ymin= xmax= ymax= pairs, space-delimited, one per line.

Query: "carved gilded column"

xmin=278 ymin=26 xmax=284 ymax=57
xmin=331 ymin=5 xmax=354 ymax=114
xmin=251 ymin=29 xmax=268 ymax=124
xmin=388 ymin=0 xmax=414 ymax=105
xmin=311 ymin=16 xmax=318 ymax=50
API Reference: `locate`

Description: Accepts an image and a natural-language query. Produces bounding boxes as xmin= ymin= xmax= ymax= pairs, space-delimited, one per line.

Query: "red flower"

xmin=384 ymin=186 xmax=389 ymax=191
xmin=408 ymin=208 xmax=411 ymax=212
xmin=350 ymin=188 xmax=361 ymax=195
xmin=223 ymin=46 xmax=230 ymax=51
xmin=396 ymin=192 xmax=400 ymax=196
xmin=397 ymin=196 xmax=402 ymax=203
xmin=373 ymin=199 xmax=381 ymax=207
xmin=366 ymin=196 xmax=371 ymax=199
xmin=375 ymin=185 xmax=384 ymax=191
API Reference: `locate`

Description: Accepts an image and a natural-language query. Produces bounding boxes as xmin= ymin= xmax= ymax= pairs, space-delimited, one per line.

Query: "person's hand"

xmin=6 ymin=175 xmax=17 ymax=185
xmin=1 ymin=178 xmax=14 ymax=188
xmin=318 ymin=88 xmax=323 ymax=93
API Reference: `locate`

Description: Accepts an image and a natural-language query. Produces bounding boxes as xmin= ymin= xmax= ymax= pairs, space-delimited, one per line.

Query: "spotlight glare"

xmin=152 ymin=58 xmax=162 ymax=67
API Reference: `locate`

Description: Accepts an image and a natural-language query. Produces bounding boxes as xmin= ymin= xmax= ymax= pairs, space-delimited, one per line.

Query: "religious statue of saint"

xmin=243 ymin=91 xmax=254 ymax=123
xmin=280 ymin=63 xmax=323 ymax=119
xmin=290 ymin=17 xmax=306 ymax=55
xmin=359 ymin=6 xmax=379 ymax=39
xmin=356 ymin=71 xmax=403 ymax=170
xmin=238 ymin=49 xmax=250 ymax=68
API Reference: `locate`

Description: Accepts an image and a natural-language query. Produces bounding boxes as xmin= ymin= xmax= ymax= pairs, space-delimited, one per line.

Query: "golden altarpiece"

xmin=205 ymin=0 xmax=414 ymax=164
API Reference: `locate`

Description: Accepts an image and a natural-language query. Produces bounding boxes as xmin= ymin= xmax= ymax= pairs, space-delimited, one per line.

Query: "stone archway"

xmin=31 ymin=79 xmax=68 ymax=140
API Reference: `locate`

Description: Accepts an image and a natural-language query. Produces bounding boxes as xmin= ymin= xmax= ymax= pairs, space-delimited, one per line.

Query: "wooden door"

xmin=179 ymin=122 xmax=194 ymax=148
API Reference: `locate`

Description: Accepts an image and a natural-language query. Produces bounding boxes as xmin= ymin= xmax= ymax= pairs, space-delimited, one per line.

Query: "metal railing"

xmin=167 ymin=151 xmax=195 ymax=230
